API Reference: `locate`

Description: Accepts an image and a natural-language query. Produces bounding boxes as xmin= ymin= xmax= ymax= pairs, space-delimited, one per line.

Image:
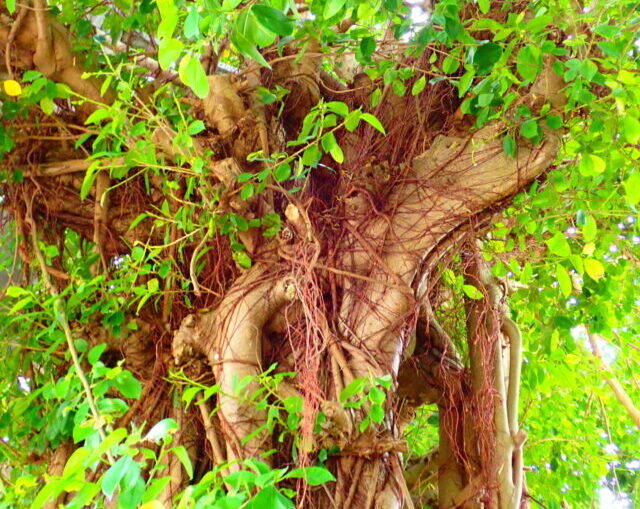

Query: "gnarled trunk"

xmin=0 ymin=2 xmax=566 ymax=507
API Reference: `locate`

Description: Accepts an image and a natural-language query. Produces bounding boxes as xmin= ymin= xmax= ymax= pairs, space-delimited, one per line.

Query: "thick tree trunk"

xmin=0 ymin=5 xmax=566 ymax=507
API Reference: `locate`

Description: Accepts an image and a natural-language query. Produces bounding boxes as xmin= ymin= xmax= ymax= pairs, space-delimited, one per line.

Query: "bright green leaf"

xmin=285 ymin=466 xmax=336 ymax=486
xmin=582 ymin=215 xmax=597 ymax=242
xmin=584 ymin=258 xmax=604 ymax=280
xmin=411 ymin=76 xmax=426 ymax=96
xmin=158 ymin=38 xmax=184 ymax=70
xmin=578 ymin=154 xmax=606 ymax=176
xmin=360 ymin=113 xmax=385 ymax=134
xmin=555 ymin=264 xmax=572 ymax=298
xmin=546 ymin=232 xmax=571 ymax=258
xmin=621 ymin=115 xmax=640 ymax=144
xmin=170 ymin=446 xmax=193 ymax=479
xmin=463 ymin=284 xmax=483 ymax=300
xmin=623 ymin=172 xmax=640 ymax=204
xmin=178 ymin=55 xmax=209 ymax=99
xmin=324 ymin=0 xmax=346 ymax=19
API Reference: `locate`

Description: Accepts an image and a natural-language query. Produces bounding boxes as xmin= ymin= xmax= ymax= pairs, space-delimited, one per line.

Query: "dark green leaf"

xmin=473 ymin=42 xmax=502 ymax=73
xmin=252 ymin=5 xmax=295 ymax=36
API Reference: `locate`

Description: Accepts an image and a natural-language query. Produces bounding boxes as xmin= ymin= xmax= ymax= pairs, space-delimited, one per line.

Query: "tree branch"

xmin=587 ymin=329 xmax=640 ymax=428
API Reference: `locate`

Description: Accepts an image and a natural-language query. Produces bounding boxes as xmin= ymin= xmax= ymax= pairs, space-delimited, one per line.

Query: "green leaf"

xmin=360 ymin=37 xmax=376 ymax=60
xmin=17 ymin=292 xmax=40 ymax=314
xmin=156 ymin=0 xmax=176 ymax=20
xmin=524 ymin=14 xmax=553 ymax=32
xmin=368 ymin=386 xmax=385 ymax=405
xmin=156 ymin=0 xmax=178 ymax=39
xmin=30 ymin=480 xmax=65 ymax=509
xmin=473 ymin=42 xmax=502 ymax=73
xmin=463 ymin=284 xmax=483 ymax=300
xmin=458 ymin=70 xmax=475 ymax=97
xmin=237 ymin=9 xmax=275 ymax=47
xmin=442 ymin=55 xmax=460 ymax=74
xmin=102 ymin=456 xmax=133 ymax=498
xmin=344 ymin=111 xmax=361 ymax=132
xmin=584 ymin=258 xmax=604 ymax=280
xmin=5 ymin=286 xmax=28 ymax=298
xmin=158 ymin=38 xmax=184 ymax=70
xmin=329 ymin=144 xmax=344 ymax=163
xmin=582 ymin=215 xmax=597 ymax=242
xmin=411 ymin=76 xmax=426 ymax=96
xmin=302 ymin=144 xmax=322 ymax=166
xmin=370 ymin=88 xmax=382 ymax=108
xmin=369 ymin=404 xmax=384 ymax=423
xmin=274 ymin=163 xmax=291 ymax=182
xmin=360 ymin=113 xmax=385 ymax=134
xmin=621 ymin=115 xmax=640 ymax=144
xmin=477 ymin=0 xmax=490 ymax=14
xmin=188 ymin=120 xmax=206 ymax=135
xmin=142 ymin=478 xmax=171 ymax=504
xmin=171 ymin=445 xmax=193 ymax=479
xmin=184 ymin=5 xmax=200 ymax=39
xmin=502 ymin=135 xmax=515 ymax=157
xmin=234 ymin=250 xmax=253 ymax=268
xmin=579 ymin=59 xmax=598 ymax=81
xmin=321 ymin=132 xmax=344 ymax=163
xmin=623 ymin=172 xmax=640 ymax=204
xmin=7 ymin=0 xmax=16 ymax=13
xmin=546 ymin=232 xmax=571 ymax=258
xmin=555 ymin=264 xmax=572 ymax=298
xmin=222 ymin=0 xmax=243 ymax=11
xmin=240 ymin=183 xmax=254 ymax=200
xmin=114 ymin=371 xmax=142 ymax=399
xmin=252 ymin=5 xmax=295 ymax=36
xmin=231 ymin=27 xmax=271 ymax=68
xmin=88 ymin=344 xmax=107 ymax=365
xmin=324 ymin=0 xmax=346 ymax=19
xmin=391 ymin=79 xmax=406 ymax=97
xmin=516 ymin=46 xmax=542 ymax=82
xmin=178 ymin=55 xmax=209 ymax=99
xmin=520 ymin=119 xmax=539 ymax=139
xmin=80 ymin=161 xmax=101 ymax=201
xmin=40 ymin=97 xmax=55 ymax=115
xmin=578 ymin=154 xmax=606 ymax=176
xmin=286 ymin=466 xmax=336 ymax=486
xmin=340 ymin=378 xmax=367 ymax=402
xmin=326 ymin=101 xmax=349 ymax=117
xmin=546 ymin=115 xmax=563 ymax=129
xmin=246 ymin=486 xmax=294 ymax=509
xmin=62 ymin=447 xmax=90 ymax=477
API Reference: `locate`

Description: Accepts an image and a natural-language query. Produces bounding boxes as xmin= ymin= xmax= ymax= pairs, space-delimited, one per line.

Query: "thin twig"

xmin=26 ymin=198 xmax=113 ymax=464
